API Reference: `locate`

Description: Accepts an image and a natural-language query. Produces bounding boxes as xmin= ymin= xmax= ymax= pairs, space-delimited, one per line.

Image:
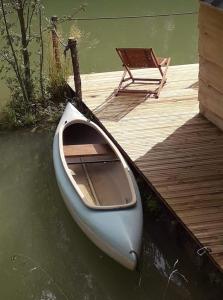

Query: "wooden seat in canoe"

xmin=63 ymin=143 xmax=114 ymax=157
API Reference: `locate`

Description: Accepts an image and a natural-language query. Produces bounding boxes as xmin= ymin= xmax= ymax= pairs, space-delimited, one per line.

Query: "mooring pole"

xmin=68 ymin=37 xmax=82 ymax=101
xmin=51 ymin=16 xmax=61 ymax=70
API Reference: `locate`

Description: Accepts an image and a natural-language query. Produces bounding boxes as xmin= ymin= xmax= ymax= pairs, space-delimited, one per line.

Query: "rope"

xmin=162 ymin=259 xmax=188 ymax=300
xmin=58 ymin=11 xmax=198 ymax=23
xmin=51 ymin=10 xmax=198 ymax=52
xmin=197 ymin=246 xmax=211 ymax=256
xmin=52 ymin=28 xmax=67 ymax=48
xmin=51 ymin=26 xmax=70 ymax=57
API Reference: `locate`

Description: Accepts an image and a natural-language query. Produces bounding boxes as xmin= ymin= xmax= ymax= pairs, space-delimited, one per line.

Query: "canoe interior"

xmin=62 ymin=123 xmax=133 ymax=208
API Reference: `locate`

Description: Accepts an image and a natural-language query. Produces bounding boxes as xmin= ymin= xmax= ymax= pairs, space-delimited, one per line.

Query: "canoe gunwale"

xmin=58 ymin=118 xmax=137 ymax=211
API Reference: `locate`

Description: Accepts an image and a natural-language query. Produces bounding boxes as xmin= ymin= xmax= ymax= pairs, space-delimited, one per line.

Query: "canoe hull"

xmin=53 ymin=103 xmax=143 ymax=270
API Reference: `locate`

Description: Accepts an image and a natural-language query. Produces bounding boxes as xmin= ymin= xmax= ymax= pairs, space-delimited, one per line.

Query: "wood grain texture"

xmin=200 ymin=103 xmax=223 ymax=132
xmin=63 ymin=144 xmax=112 ymax=157
xmin=198 ymin=2 xmax=223 ymax=129
xmin=199 ymin=56 xmax=223 ymax=95
xmin=68 ymin=64 xmax=223 ymax=271
xmin=199 ymin=3 xmax=223 ymax=68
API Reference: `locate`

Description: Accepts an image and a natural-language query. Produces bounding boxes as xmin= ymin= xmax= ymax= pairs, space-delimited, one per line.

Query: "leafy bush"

xmin=0 ymin=0 xmax=85 ymax=128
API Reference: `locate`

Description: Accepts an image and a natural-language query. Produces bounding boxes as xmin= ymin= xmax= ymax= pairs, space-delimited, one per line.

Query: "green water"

xmin=0 ymin=131 xmax=167 ymax=300
xmin=2 ymin=1 xmax=221 ymax=299
xmin=44 ymin=0 xmax=198 ymax=73
xmin=1 ymin=130 xmax=222 ymax=300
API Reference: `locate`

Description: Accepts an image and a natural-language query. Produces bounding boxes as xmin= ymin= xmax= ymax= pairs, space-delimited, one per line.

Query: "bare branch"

xmin=38 ymin=4 xmax=45 ymax=100
xmin=27 ymin=0 xmax=38 ymax=42
xmin=0 ymin=0 xmax=29 ymax=103
xmin=17 ymin=0 xmax=33 ymax=100
xmin=25 ymin=0 xmax=31 ymax=33
xmin=57 ymin=5 xmax=87 ymax=25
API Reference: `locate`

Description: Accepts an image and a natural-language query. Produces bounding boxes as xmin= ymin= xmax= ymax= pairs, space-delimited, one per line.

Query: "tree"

xmin=0 ymin=0 xmax=44 ymax=107
xmin=0 ymin=0 xmax=85 ymax=126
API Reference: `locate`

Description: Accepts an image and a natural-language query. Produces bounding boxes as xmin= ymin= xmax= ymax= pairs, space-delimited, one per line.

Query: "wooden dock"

xmin=68 ymin=64 xmax=223 ymax=271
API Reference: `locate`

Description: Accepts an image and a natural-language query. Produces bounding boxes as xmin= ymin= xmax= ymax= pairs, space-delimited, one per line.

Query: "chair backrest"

xmin=116 ymin=48 xmax=159 ymax=69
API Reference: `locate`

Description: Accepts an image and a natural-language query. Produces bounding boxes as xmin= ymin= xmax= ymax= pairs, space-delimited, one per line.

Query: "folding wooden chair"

xmin=115 ymin=48 xmax=171 ymax=99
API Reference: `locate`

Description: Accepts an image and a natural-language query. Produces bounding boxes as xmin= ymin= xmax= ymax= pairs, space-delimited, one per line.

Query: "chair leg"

xmin=114 ymin=70 xmax=127 ymax=96
xmin=155 ymin=57 xmax=171 ymax=98
xmin=115 ymin=69 xmax=134 ymax=96
xmin=155 ymin=77 xmax=166 ymax=98
xmin=144 ymin=92 xmax=152 ymax=100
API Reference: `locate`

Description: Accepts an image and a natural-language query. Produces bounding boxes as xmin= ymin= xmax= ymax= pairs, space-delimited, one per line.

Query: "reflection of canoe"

xmin=53 ymin=102 xmax=142 ymax=270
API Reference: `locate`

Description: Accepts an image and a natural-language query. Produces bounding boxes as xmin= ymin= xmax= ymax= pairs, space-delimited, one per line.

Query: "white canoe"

xmin=53 ymin=102 xmax=143 ymax=270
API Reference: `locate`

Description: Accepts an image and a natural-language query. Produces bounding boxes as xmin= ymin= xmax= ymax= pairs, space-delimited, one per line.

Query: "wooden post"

xmin=51 ymin=16 xmax=61 ymax=70
xmin=68 ymin=37 xmax=82 ymax=101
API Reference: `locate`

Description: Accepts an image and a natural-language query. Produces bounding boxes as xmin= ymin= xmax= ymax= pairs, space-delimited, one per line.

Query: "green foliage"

xmin=47 ymin=37 xmax=70 ymax=104
xmin=3 ymin=87 xmax=67 ymax=128
xmin=0 ymin=0 xmax=85 ymax=128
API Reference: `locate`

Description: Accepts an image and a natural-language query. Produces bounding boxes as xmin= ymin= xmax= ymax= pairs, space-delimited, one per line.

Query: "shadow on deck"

xmin=94 ymin=93 xmax=147 ymax=122
xmin=135 ymin=114 xmax=223 ymax=270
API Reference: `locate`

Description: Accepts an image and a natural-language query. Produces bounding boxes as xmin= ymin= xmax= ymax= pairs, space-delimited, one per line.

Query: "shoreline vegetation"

xmin=0 ymin=0 xmax=85 ymax=130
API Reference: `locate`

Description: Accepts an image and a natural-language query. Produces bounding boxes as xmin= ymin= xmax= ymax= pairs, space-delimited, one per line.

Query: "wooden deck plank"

xmin=68 ymin=63 xmax=223 ymax=271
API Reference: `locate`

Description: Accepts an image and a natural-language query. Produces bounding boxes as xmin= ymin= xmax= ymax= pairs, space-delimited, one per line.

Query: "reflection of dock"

xmin=68 ymin=63 xmax=223 ymax=272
